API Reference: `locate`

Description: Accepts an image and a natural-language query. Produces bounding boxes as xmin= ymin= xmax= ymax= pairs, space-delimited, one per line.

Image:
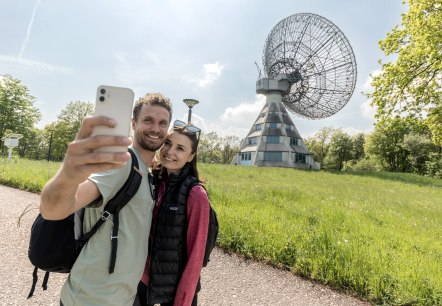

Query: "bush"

xmin=424 ymin=153 xmax=442 ymax=179
xmin=344 ymin=158 xmax=383 ymax=172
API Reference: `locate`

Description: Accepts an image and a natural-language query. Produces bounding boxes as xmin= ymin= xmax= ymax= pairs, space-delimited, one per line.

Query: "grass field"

xmin=1 ymin=158 xmax=441 ymax=305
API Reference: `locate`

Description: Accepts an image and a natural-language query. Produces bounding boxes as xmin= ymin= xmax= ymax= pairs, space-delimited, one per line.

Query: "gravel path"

xmin=1 ymin=184 xmax=371 ymax=306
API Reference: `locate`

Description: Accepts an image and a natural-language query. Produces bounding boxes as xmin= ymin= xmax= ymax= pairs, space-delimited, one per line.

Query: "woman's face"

xmin=160 ymin=131 xmax=195 ymax=175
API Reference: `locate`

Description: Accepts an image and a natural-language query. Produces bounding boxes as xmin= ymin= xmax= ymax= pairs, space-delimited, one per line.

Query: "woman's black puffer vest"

xmin=147 ymin=164 xmax=200 ymax=305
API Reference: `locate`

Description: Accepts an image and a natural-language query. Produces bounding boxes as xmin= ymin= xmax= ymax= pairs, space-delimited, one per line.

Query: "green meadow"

xmin=1 ymin=158 xmax=441 ymax=305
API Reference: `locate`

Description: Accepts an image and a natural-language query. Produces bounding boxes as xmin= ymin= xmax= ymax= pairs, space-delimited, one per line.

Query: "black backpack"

xmin=177 ymin=176 xmax=219 ymax=267
xmin=27 ymin=148 xmax=144 ymax=298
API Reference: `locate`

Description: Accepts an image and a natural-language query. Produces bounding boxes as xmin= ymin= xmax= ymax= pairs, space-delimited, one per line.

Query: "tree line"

xmin=0 ymin=72 xmax=442 ymax=178
xmin=304 ymin=123 xmax=441 ymax=178
xmin=0 ymin=72 xmax=440 ymax=178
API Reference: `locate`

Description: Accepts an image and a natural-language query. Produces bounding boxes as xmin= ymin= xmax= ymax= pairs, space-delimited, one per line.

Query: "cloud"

xmin=116 ymin=49 xmax=160 ymax=66
xmin=360 ymin=98 xmax=377 ymax=121
xmin=363 ymin=69 xmax=382 ymax=90
xmin=173 ymin=101 xmax=257 ymax=139
xmin=19 ymin=0 xmax=41 ymax=59
xmin=359 ymin=69 xmax=380 ymax=123
xmin=0 ymin=54 xmax=73 ymax=74
xmin=189 ymin=61 xmax=224 ymax=87
xmin=113 ymin=50 xmax=161 ymax=85
xmin=341 ymin=126 xmax=373 ymax=136
xmin=199 ymin=118 xmax=250 ymax=139
xmin=220 ymin=95 xmax=265 ymax=125
xmin=185 ymin=94 xmax=266 ymax=138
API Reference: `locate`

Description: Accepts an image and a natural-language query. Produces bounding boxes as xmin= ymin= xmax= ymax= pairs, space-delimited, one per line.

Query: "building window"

xmin=240 ymin=152 xmax=251 ymax=160
xmin=264 ymin=151 xmax=282 ymax=161
xmin=295 ymin=153 xmax=306 ymax=163
xmin=286 ymin=124 xmax=292 ymax=131
xmin=266 ymin=136 xmax=280 ymax=144
xmin=290 ymin=138 xmax=298 ymax=145
xmin=248 ymin=137 xmax=257 ymax=145
xmin=255 ymin=124 xmax=262 ymax=130
xmin=268 ymin=122 xmax=277 ymax=128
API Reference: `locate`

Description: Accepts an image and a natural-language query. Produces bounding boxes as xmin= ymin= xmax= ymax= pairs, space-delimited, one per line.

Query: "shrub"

xmin=424 ymin=153 xmax=442 ymax=179
xmin=344 ymin=158 xmax=382 ymax=172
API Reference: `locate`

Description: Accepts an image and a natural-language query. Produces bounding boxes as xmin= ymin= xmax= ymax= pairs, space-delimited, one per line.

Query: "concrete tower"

xmin=233 ymin=76 xmax=319 ymax=169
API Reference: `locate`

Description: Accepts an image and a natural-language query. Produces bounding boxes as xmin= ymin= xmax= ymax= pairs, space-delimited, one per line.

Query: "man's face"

xmin=132 ymin=104 xmax=170 ymax=152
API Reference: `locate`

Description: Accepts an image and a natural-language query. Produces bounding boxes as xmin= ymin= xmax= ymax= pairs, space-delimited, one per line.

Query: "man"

xmin=40 ymin=93 xmax=172 ymax=306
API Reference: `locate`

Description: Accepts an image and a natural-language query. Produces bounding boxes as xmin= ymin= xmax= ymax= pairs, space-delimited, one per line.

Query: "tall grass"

xmin=0 ymin=158 xmax=59 ymax=192
xmin=1 ymin=158 xmax=441 ymax=305
xmin=201 ymin=165 xmax=442 ymax=305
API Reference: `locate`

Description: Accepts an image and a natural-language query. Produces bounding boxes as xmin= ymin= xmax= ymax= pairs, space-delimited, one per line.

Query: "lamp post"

xmin=183 ymin=99 xmax=199 ymax=124
xmin=47 ymin=129 xmax=54 ymax=162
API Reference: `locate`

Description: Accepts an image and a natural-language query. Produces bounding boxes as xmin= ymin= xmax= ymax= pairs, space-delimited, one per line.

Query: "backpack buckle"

xmin=101 ymin=211 xmax=111 ymax=220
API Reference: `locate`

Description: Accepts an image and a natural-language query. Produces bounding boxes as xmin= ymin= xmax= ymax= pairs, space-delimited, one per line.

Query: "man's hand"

xmin=40 ymin=116 xmax=132 ymax=220
xmin=60 ymin=116 xmax=132 ymax=185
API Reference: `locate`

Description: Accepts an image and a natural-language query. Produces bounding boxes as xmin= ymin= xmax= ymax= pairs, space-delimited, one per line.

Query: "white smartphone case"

xmin=91 ymin=85 xmax=135 ymax=153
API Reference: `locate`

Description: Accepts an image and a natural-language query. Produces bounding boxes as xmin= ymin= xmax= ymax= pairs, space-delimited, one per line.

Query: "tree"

xmin=58 ymin=101 xmax=94 ymax=130
xmin=220 ymin=135 xmax=241 ymax=164
xmin=0 ymin=74 xmax=41 ymax=153
xmin=424 ymin=152 xmax=442 ymax=178
xmin=365 ymin=117 xmax=426 ymax=172
xmin=19 ymin=127 xmax=46 ymax=159
xmin=402 ymin=132 xmax=434 ymax=174
xmin=323 ymin=130 xmax=353 ymax=170
xmin=45 ymin=101 xmax=94 ymax=161
xmin=198 ymin=132 xmax=222 ymax=163
xmin=44 ymin=122 xmax=69 ymax=161
xmin=425 ymin=104 xmax=442 ymax=152
xmin=304 ymin=127 xmax=335 ymax=165
xmin=197 ymin=132 xmax=240 ymax=164
xmin=367 ymin=0 xmax=441 ymax=140
xmin=351 ymin=133 xmax=366 ymax=161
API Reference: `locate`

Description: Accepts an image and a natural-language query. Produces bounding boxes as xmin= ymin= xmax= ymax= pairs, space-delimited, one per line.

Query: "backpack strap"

xmin=27 ymin=267 xmax=38 ymax=299
xmin=178 ymin=176 xmax=200 ymax=206
xmin=27 ymin=266 xmax=50 ymax=298
xmin=178 ymin=176 xmax=217 ymax=267
xmin=79 ymin=147 xmax=143 ymax=273
xmin=177 ymin=175 xmax=200 ymax=261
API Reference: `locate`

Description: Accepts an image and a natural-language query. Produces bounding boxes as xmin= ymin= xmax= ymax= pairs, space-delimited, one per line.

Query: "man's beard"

xmin=135 ymin=131 xmax=163 ymax=152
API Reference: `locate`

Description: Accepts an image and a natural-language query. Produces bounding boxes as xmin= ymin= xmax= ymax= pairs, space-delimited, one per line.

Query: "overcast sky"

xmin=0 ymin=0 xmax=405 ymax=139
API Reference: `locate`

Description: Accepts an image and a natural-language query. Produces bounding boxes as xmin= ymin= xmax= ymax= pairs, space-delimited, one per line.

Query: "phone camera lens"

xmin=99 ymin=96 xmax=105 ymax=102
xmin=100 ymin=88 xmax=106 ymax=95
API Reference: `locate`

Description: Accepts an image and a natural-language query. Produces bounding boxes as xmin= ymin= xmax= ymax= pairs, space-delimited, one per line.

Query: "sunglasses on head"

xmin=173 ymin=120 xmax=201 ymax=135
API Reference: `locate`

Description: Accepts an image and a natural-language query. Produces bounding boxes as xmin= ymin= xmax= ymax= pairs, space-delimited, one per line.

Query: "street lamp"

xmin=47 ymin=129 xmax=54 ymax=162
xmin=183 ymin=99 xmax=199 ymax=124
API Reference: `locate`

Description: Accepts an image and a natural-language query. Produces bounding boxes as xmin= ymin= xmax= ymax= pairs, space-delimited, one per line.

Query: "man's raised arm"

xmin=40 ymin=116 xmax=132 ymax=220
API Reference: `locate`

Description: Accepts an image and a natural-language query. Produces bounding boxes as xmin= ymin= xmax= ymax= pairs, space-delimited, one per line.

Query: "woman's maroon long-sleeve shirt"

xmin=141 ymin=181 xmax=210 ymax=306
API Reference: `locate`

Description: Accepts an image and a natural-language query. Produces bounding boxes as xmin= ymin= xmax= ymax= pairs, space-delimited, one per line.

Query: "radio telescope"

xmin=234 ymin=13 xmax=357 ymax=168
xmin=262 ymin=13 xmax=357 ymax=119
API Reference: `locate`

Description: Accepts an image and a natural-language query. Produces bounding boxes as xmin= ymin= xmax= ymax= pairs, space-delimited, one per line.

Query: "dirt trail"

xmin=0 ymin=184 xmax=371 ymax=306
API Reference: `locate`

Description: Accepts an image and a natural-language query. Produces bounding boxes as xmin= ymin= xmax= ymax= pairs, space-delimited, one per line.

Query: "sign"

xmin=4 ymin=138 xmax=19 ymax=148
xmin=2 ymin=134 xmax=23 ymax=160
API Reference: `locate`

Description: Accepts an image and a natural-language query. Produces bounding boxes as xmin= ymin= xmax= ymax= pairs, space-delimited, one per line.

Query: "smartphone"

xmin=91 ymin=85 xmax=135 ymax=153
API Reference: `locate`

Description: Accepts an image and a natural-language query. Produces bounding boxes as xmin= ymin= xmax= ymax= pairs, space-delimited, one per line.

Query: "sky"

xmin=0 ymin=0 xmax=405 ymax=139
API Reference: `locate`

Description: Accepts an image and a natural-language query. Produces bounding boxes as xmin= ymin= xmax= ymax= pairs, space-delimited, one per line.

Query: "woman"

xmin=136 ymin=120 xmax=210 ymax=306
